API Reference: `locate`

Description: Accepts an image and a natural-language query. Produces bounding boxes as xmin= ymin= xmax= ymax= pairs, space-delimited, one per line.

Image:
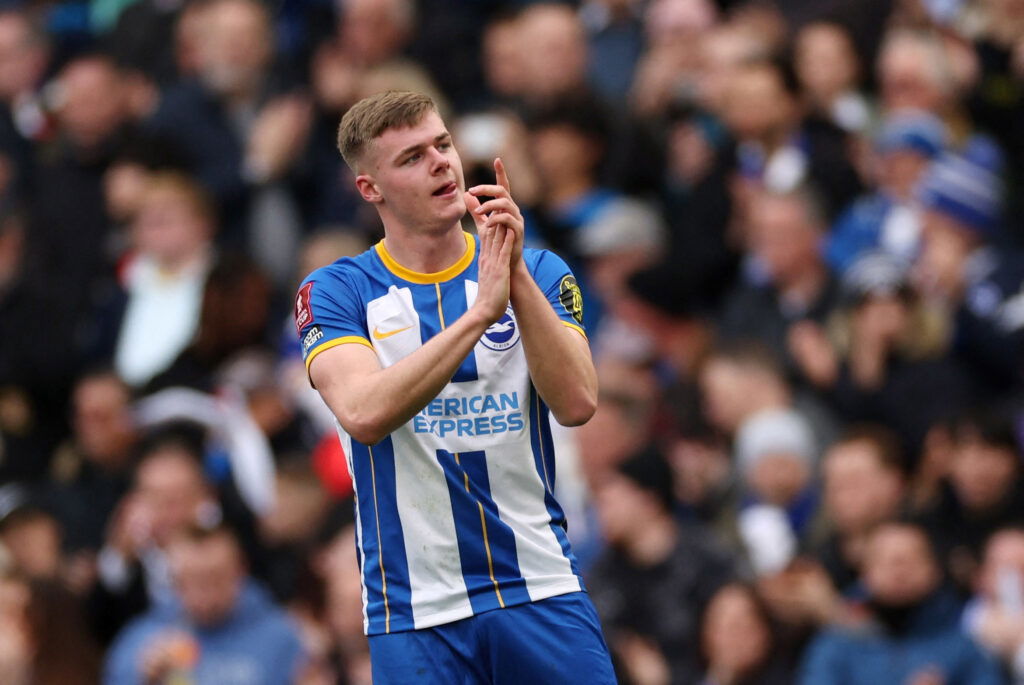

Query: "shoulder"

xmin=300 ymin=251 xmax=379 ymax=299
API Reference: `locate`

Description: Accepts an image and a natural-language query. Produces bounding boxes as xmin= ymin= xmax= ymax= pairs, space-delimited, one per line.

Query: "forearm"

xmin=317 ymin=308 xmax=492 ymax=444
xmin=510 ymin=263 xmax=597 ymax=426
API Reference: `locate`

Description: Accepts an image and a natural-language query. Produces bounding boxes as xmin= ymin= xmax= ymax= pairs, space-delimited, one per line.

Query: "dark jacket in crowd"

xmin=799 ymin=588 xmax=1004 ymax=685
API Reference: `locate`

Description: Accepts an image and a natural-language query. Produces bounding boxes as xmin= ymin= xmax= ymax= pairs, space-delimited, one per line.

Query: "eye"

xmin=438 ymin=141 xmax=452 ymax=151
xmin=404 ymin=152 xmax=421 ymax=165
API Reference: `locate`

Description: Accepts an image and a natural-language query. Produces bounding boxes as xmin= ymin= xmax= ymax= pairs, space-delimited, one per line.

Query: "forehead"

xmin=369 ymin=110 xmax=448 ymax=163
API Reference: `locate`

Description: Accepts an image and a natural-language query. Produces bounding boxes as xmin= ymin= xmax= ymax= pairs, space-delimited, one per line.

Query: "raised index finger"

xmin=494 ymin=157 xmax=511 ymax=195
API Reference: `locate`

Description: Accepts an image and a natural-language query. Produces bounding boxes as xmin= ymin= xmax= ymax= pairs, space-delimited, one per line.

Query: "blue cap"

xmin=876 ymin=109 xmax=947 ymax=159
xmin=917 ymin=149 xmax=1003 ymax=235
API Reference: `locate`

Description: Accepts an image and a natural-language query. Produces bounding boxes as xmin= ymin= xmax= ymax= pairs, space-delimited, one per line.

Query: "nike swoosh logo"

xmin=372 ymin=325 xmax=414 ymax=340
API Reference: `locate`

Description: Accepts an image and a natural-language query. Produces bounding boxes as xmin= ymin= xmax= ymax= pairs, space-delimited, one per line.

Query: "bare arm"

xmin=310 ymin=224 xmax=515 ymax=444
xmin=467 ymin=159 xmax=597 ymax=426
xmin=510 ymin=261 xmax=597 ymax=426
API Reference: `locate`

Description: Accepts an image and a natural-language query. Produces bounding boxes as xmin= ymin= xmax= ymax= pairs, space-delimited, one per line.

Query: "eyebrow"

xmin=394 ymin=132 xmax=451 ymax=163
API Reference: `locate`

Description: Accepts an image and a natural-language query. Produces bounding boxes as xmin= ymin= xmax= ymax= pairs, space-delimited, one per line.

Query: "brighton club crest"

xmin=482 ymin=305 xmax=520 ymax=351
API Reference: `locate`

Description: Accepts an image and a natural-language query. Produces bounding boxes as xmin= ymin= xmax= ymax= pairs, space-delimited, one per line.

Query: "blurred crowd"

xmin=0 ymin=0 xmax=1022 ymax=683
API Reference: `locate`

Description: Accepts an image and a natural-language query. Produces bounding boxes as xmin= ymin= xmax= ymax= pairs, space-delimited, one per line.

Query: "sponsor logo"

xmin=372 ymin=324 xmax=414 ymax=340
xmin=413 ymin=392 xmax=524 ymax=437
xmin=481 ymin=305 xmax=519 ymax=351
xmin=302 ymin=325 xmax=323 ymax=353
xmin=559 ymin=275 xmax=583 ymax=325
xmin=295 ymin=283 xmax=314 ymax=334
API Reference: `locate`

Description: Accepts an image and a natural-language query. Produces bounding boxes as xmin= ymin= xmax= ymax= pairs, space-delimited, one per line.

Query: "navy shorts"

xmin=367 ymin=591 xmax=617 ymax=684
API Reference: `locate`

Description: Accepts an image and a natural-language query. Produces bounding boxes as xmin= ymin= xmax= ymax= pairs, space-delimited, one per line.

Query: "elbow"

xmin=552 ymin=393 xmax=597 ymax=427
xmin=340 ymin=411 xmax=389 ymax=446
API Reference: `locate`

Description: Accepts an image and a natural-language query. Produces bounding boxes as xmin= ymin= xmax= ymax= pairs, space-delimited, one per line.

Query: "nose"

xmin=428 ymin=145 xmax=450 ymax=174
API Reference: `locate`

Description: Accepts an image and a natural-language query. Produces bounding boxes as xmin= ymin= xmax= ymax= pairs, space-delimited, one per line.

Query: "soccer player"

xmin=295 ymin=91 xmax=616 ymax=683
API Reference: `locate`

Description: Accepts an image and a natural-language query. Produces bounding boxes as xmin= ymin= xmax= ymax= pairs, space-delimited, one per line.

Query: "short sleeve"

xmin=525 ymin=249 xmax=587 ymax=339
xmin=295 ymin=267 xmax=374 ymax=377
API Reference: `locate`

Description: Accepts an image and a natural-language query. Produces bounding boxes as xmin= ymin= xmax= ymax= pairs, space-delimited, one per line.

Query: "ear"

xmin=355 ymin=174 xmax=383 ymax=204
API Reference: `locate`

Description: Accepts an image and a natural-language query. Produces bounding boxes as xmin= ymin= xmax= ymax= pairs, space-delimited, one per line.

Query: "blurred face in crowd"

xmin=135 ymin=448 xmax=210 ymax=546
xmin=0 ymin=512 xmax=61 ymax=580
xmin=699 ymin=26 xmax=761 ymax=112
xmin=646 ymin=0 xmax=718 ymax=48
xmin=195 ymin=0 xmax=272 ymax=98
xmin=977 ymin=529 xmax=1024 ymax=602
xmin=321 ymin=526 xmax=366 ymax=643
xmin=721 ymin=65 xmax=795 ymax=143
xmin=517 ymin=5 xmax=587 ymax=101
xmin=747 ymin=192 xmax=823 ymax=287
xmin=702 ymin=585 xmax=771 ymax=677
xmin=699 ymin=358 xmax=754 ymax=434
xmin=530 ymin=125 xmax=601 ymax=195
xmin=575 ymin=389 xmax=651 ymax=485
xmin=131 ymin=179 xmax=213 ymax=269
xmin=104 ymin=161 xmax=153 ymax=223
xmin=878 ymin=148 xmax=931 ymax=199
xmin=823 ymin=439 xmax=904 ymax=534
xmin=357 ymin=109 xmax=466 ymax=234
xmin=72 ymin=373 xmax=135 ymax=468
xmin=746 ymin=452 xmax=810 ymax=507
xmin=794 ymin=23 xmax=860 ymax=103
xmin=54 ymin=58 xmax=128 ymax=149
xmin=0 ymin=12 xmax=48 ymax=101
xmin=950 ymin=436 xmax=1018 ymax=512
xmin=168 ymin=532 xmax=244 ymax=627
xmin=878 ymin=36 xmax=950 ymax=114
xmin=339 ymin=0 xmax=411 ymax=67
xmin=482 ymin=18 xmax=523 ymax=99
xmin=668 ymin=436 xmax=730 ymax=507
xmin=863 ymin=524 xmax=939 ymax=606
xmin=916 ymin=210 xmax=977 ymax=298
xmin=593 ymin=473 xmax=660 ymax=545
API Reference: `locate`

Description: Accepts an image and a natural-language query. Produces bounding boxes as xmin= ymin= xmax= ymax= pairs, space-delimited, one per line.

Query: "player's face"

xmin=363 ymin=110 xmax=467 ymax=232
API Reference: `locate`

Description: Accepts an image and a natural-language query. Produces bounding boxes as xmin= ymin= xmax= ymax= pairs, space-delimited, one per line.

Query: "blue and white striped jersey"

xmin=296 ymin=232 xmax=587 ymax=635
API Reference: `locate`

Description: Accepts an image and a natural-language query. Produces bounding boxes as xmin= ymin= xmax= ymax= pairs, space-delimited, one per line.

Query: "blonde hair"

xmin=336 ymin=90 xmax=436 ymax=171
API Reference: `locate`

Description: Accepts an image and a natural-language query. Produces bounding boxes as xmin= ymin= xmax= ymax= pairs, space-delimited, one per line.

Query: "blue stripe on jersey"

xmin=351 ymin=439 xmax=413 ymax=633
xmin=442 ymin=278 xmax=479 ymax=383
xmin=528 ymin=388 xmax=584 ymax=582
xmin=408 ymin=278 xmax=480 ymax=383
xmin=435 ymin=449 xmax=531 ymax=613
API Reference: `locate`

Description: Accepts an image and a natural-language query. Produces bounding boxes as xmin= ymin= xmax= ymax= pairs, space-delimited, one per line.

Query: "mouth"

xmin=432 ymin=181 xmax=458 ymax=198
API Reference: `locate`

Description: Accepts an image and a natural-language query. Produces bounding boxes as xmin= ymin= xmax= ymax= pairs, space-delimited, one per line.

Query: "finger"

xmin=498 ymin=225 xmax=515 ymax=260
xmin=472 ymin=198 xmax=522 ymax=219
xmin=495 ymin=157 xmax=511 ymax=195
xmin=463 ymin=191 xmax=488 ymax=229
xmin=466 ymin=184 xmax=508 ymax=198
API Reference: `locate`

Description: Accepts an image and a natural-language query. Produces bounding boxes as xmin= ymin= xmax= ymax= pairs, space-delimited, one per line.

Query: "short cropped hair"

xmin=337 ymin=90 xmax=436 ymax=171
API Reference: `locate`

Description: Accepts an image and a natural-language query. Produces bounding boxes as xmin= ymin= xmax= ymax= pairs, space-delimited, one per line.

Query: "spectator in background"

xmin=145 ymin=0 xmax=311 ymax=285
xmin=480 ymin=9 xmax=525 ymax=107
xmin=92 ymin=432 xmax=222 ymax=642
xmin=826 ymin=109 xmax=948 ymax=273
xmin=0 ymin=568 xmax=102 ymax=685
xmin=733 ymin=407 xmax=819 ymax=576
xmin=877 ymin=29 xmax=963 ymax=119
xmin=0 ymin=485 xmax=63 ymax=582
xmin=0 ymin=8 xmax=52 ymax=191
xmin=28 ymin=53 xmax=134 ymax=365
xmin=588 ymin=446 xmax=737 ymax=685
xmin=721 ymin=58 xmax=862 ymax=217
xmin=629 ymin=0 xmax=719 ymax=118
xmin=792 ymin=251 xmax=975 ymax=454
xmin=918 ymin=409 xmax=1024 ymax=593
xmin=809 ymin=426 xmax=907 ymax=593
xmin=104 ymin=523 xmax=305 ymax=685
xmin=699 ymin=583 xmax=794 ymax=685
xmin=48 ymin=370 xmax=136 ymax=560
xmin=963 ymin=527 xmax=1024 ymax=682
xmin=718 ymin=186 xmax=841 ymax=380
xmin=914 ymin=148 xmax=1024 ymax=394
xmin=580 ymin=0 xmax=646 ymax=102
xmin=516 ymin=3 xmax=592 ymax=106
xmin=110 ymin=173 xmax=216 ymax=388
xmin=792 ymin=22 xmax=871 ymax=135
xmin=799 ymin=521 xmax=1004 ymax=685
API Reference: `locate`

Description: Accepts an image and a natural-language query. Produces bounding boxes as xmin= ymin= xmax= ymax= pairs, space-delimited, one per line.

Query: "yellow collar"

xmin=375 ymin=232 xmax=476 ymax=284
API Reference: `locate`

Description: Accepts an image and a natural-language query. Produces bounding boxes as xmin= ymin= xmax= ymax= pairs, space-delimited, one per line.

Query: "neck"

xmin=382 ymin=223 xmax=467 ymax=274
xmin=624 ymin=512 xmax=677 ymax=566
